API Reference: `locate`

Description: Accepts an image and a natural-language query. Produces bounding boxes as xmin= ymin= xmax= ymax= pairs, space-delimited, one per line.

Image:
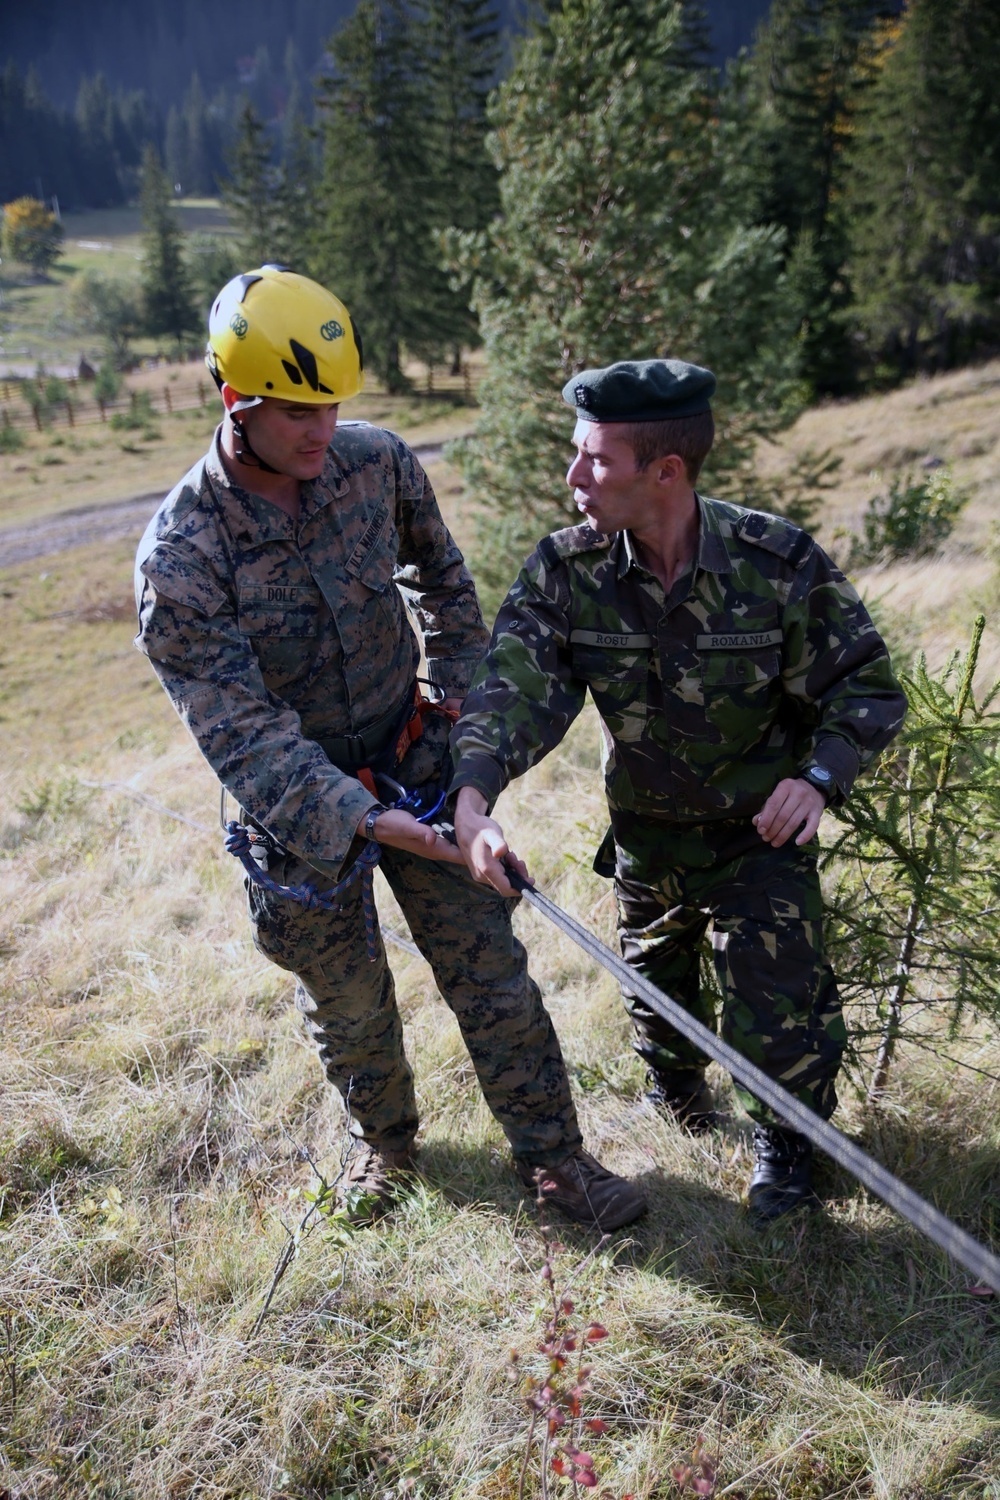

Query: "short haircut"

xmin=626 ymin=410 xmax=715 ymax=481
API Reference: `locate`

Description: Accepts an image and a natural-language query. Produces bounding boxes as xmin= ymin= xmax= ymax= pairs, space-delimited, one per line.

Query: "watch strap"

xmin=363 ymin=804 xmax=386 ymax=841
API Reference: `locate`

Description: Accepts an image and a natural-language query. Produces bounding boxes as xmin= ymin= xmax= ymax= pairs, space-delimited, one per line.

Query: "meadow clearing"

xmin=1 ymin=217 xmax=1000 ymax=1495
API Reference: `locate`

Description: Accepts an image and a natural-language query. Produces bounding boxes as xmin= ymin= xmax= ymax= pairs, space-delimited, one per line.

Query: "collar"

xmin=205 ymin=427 xmax=351 ymax=547
xmin=615 ymin=493 xmax=734 ymax=580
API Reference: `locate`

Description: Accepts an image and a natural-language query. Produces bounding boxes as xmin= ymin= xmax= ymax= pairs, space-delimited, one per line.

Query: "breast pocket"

xmin=700 ymin=646 xmax=782 ymax=744
xmin=238 ymin=582 xmax=323 ymax=639
xmin=571 ymin=645 xmax=650 ymax=744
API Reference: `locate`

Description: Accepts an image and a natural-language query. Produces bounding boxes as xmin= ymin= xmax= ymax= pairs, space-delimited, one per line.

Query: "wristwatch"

xmin=800 ymin=763 xmax=834 ymax=801
xmin=363 ymin=804 xmax=386 ymax=841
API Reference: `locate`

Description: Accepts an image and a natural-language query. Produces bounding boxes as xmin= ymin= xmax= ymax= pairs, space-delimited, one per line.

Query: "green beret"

xmin=562 ymin=358 xmax=716 ymax=422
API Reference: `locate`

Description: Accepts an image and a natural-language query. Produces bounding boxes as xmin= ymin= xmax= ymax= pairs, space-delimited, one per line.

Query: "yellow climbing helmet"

xmin=206 ymin=264 xmax=364 ymax=407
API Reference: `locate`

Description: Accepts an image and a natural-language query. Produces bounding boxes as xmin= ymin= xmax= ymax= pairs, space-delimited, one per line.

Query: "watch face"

xmin=809 ymin=765 xmax=832 ymax=782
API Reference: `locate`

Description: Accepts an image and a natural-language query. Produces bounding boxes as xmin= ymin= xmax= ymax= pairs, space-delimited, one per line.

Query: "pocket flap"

xmin=139 ymin=546 xmax=228 ymax=618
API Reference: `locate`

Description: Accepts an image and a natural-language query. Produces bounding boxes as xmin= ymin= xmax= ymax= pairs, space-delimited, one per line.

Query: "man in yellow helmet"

xmin=134 ymin=266 xmax=646 ymax=1232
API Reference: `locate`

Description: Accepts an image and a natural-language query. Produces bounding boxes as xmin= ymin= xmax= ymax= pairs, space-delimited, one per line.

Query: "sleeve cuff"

xmin=449 ymin=753 xmax=509 ymax=810
xmin=426 ymin=654 xmax=486 ymax=699
xmin=294 ymin=780 xmax=381 ymax=880
xmin=807 ymin=736 xmax=861 ymax=804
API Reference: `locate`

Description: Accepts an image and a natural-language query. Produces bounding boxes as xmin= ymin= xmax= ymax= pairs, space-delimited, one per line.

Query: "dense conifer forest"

xmin=0 ymin=0 xmax=776 ymax=211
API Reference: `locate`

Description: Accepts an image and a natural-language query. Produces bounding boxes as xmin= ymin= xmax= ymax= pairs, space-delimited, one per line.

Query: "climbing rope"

xmin=222 ymin=772 xmax=446 ymax=963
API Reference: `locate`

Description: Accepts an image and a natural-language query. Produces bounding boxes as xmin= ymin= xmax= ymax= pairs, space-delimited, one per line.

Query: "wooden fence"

xmin=0 ymin=355 xmax=480 ymax=440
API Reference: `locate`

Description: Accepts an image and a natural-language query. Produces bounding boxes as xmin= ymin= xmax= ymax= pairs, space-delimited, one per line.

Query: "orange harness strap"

xmin=356 ymin=686 xmax=459 ymax=798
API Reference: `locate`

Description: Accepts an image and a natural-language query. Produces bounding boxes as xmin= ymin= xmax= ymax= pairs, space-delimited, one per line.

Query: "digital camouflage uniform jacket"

xmin=135 ymin=423 xmax=488 ymax=877
xmin=451 ymin=496 xmax=906 ymax=823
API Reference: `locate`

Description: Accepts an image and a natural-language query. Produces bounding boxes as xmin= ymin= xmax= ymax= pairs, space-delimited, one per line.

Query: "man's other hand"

xmin=359 ymin=807 xmax=466 ymax=864
xmin=454 ymin=786 xmax=534 ymax=896
xmin=753 ymin=778 xmax=826 ymax=848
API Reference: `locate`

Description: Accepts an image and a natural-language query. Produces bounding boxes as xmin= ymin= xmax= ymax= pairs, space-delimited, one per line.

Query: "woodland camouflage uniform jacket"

xmin=451 ymin=496 xmax=907 ymax=824
xmin=135 ymin=423 xmax=488 ymax=877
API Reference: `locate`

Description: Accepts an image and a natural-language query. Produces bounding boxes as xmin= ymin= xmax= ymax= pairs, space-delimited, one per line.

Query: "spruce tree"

xmin=139 ymin=144 xmax=197 ymax=348
xmin=846 ymin=0 xmax=1000 ymax=374
xmin=223 ymin=101 xmax=288 ymax=268
xmin=75 ymin=74 xmax=121 ymax=206
xmin=181 ymin=74 xmax=213 ymax=196
xmin=164 ymin=106 xmax=188 ymax=194
xmin=423 ymin=0 xmax=501 ymax=370
xmin=280 ymin=104 xmax=320 ymax=266
xmin=453 ymin=0 xmax=809 ymax=590
xmin=314 ymin=0 xmax=448 ymax=391
xmin=721 ymin=0 xmax=890 ymax=394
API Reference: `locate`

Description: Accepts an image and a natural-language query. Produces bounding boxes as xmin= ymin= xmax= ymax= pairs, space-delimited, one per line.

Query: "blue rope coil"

xmin=224 ymin=821 xmax=383 ymax=961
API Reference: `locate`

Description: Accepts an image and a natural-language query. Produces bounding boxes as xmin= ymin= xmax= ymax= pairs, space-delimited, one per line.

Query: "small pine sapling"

xmin=823 ymin=615 xmax=1000 ymax=1098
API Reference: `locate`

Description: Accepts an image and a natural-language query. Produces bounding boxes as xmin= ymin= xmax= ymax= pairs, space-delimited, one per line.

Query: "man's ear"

xmin=655 ymin=453 xmax=688 ymax=487
xmin=220 ymin=383 xmax=244 ymax=414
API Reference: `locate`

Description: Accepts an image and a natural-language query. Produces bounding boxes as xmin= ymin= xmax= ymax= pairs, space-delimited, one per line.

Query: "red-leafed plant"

xmin=510 ymin=1178 xmax=635 ymax=1500
xmin=671 ymin=1433 xmax=718 ymax=1496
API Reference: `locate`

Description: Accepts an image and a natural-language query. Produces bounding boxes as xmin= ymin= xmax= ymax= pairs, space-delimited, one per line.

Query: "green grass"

xmin=1 ymin=505 xmax=1000 ymax=1495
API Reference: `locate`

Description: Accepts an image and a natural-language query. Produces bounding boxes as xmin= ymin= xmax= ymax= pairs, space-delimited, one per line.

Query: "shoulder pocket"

xmin=139 ymin=547 xmax=228 ymax=618
xmin=346 ymin=504 xmax=396 ymax=592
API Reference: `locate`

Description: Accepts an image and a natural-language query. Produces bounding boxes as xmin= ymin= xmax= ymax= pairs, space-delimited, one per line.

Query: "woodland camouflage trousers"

xmin=247 ymin=840 xmax=583 ymax=1168
xmin=608 ymin=813 xmax=846 ymax=1126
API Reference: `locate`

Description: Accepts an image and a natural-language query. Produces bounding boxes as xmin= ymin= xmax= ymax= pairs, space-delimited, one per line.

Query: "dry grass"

xmin=2 ymin=367 xmax=1000 ymax=1496
xmin=0 ymin=378 xmax=475 ymax=532
xmin=757 ymin=358 xmax=1000 ymax=546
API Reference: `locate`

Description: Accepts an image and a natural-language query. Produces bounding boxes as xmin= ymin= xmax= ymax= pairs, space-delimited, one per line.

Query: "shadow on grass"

xmin=417 ymin=1122 xmax=1000 ymax=1417
xmin=634 ymin=1108 xmax=1000 ymax=1417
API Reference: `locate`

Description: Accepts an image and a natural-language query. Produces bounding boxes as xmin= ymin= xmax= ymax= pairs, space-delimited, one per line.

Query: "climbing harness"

xmin=505 ymin=866 xmax=1000 ymax=1295
xmin=222 ymin=774 xmax=444 ymax=963
xmin=222 ymin=682 xmax=457 ymax=961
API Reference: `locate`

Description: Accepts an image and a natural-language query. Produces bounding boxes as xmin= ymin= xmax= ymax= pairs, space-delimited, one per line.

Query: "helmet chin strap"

xmin=230 ymin=414 xmax=281 ymax=475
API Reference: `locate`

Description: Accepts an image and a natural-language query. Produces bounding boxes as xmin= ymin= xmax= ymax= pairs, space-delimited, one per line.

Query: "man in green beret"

xmin=449 ymin=358 xmax=906 ymax=1221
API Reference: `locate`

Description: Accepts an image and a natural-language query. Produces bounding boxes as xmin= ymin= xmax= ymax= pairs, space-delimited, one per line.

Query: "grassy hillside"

xmin=1 ymin=373 xmax=1000 ymax=1496
xmin=759 ymin=359 xmax=1000 ymax=684
xmin=0 ymin=202 xmax=233 ymax=375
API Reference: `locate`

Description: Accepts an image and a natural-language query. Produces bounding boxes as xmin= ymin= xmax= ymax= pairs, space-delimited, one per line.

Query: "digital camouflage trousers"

xmin=606 ymin=813 xmax=846 ymax=1126
xmin=247 ymin=840 xmax=583 ymax=1168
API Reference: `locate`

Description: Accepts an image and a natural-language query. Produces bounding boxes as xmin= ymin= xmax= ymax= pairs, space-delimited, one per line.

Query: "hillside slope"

xmin=759 ymin=357 xmax=1000 ymax=680
xmin=1 ymin=372 xmax=999 ymax=1497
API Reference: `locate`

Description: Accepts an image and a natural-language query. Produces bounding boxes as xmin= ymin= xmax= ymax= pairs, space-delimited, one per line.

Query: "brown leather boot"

xmin=518 ymin=1149 xmax=647 ymax=1231
xmin=337 ymin=1142 xmax=417 ymax=1223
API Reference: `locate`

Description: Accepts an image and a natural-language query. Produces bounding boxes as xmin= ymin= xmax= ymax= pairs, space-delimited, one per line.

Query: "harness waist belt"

xmin=315 ymin=686 xmax=416 ymax=771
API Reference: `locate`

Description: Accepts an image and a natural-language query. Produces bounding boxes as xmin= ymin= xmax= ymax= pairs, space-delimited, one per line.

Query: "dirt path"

xmin=0 ymin=444 xmax=446 ymax=569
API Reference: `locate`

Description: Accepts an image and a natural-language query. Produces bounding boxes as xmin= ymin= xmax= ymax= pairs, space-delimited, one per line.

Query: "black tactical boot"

xmin=644 ymin=1068 xmax=720 ymax=1134
xmin=748 ymin=1125 xmax=817 ymax=1222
